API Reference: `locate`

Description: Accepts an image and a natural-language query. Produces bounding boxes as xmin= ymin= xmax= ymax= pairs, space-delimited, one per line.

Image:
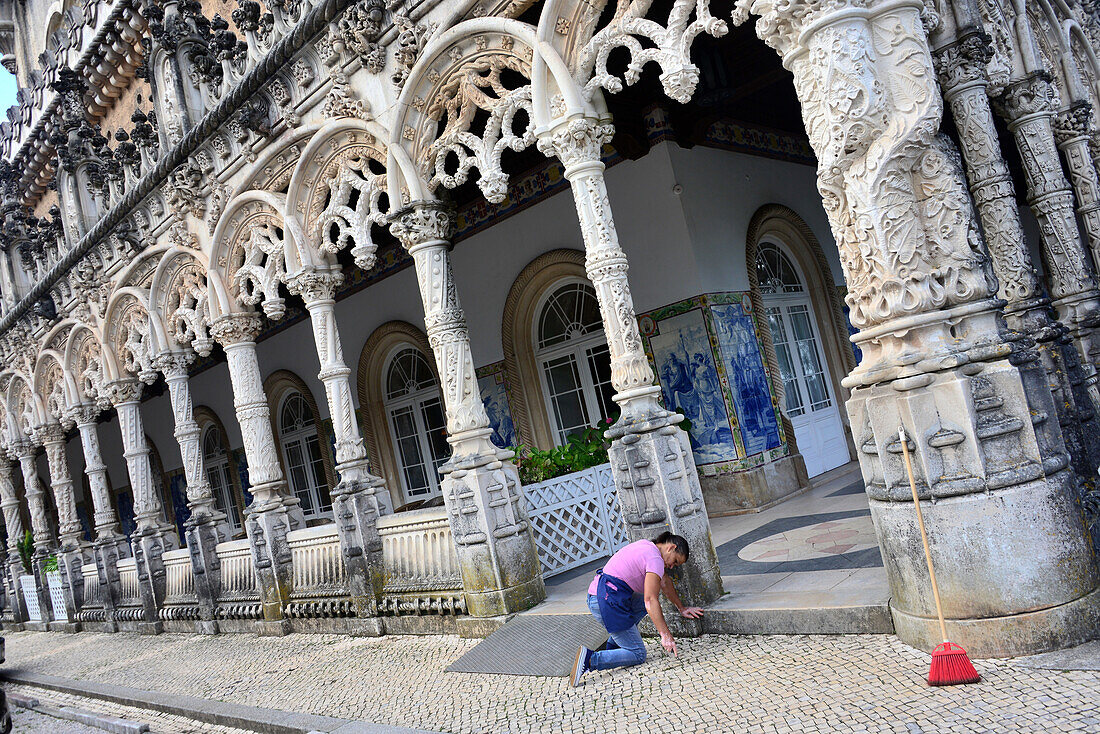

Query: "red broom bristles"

xmin=928 ymin=641 xmax=981 ymax=686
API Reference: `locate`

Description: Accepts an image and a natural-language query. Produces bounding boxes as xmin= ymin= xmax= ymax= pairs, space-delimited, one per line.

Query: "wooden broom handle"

xmin=899 ymin=427 xmax=949 ymax=644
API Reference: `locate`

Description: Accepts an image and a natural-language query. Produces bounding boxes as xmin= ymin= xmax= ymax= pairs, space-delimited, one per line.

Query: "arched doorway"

xmin=756 ymin=240 xmax=850 ymax=477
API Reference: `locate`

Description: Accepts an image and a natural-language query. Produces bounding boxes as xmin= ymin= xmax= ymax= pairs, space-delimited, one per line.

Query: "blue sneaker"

xmin=569 ymin=646 xmax=591 ymax=687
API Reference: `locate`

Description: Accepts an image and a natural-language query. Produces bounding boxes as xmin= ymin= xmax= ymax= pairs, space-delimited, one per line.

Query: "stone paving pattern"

xmin=6 ymin=681 xmax=256 ymax=733
xmin=3 ymin=631 xmax=1099 ymax=733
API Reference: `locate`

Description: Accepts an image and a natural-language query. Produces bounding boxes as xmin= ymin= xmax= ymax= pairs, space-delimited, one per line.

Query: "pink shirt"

xmin=588 ymin=539 xmax=665 ymax=595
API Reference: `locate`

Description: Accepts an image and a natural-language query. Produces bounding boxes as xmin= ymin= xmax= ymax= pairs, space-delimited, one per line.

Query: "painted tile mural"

xmin=710 ymin=296 xmax=782 ymax=456
xmin=476 ymin=362 xmax=518 ymax=449
xmin=640 ymin=293 xmax=786 ymax=474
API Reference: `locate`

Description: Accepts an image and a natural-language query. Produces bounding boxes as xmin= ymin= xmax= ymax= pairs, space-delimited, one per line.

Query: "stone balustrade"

xmin=81 ymin=563 xmax=99 ymax=608
xmin=159 ymin=549 xmax=199 ymax=625
xmin=378 ymin=507 xmax=465 ymax=617
xmin=285 ymin=524 xmax=353 ymax=620
xmin=214 ymin=539 xmax=261 ymax=624
xmin=115 ymin=557 xmax=143 ymax=622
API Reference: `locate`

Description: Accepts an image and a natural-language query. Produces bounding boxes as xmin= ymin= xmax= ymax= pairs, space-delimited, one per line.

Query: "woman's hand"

xmin=660 ymin=631 xmax=678 ymax=657
xmin=679 ymin=606 xmax=705 ymax=619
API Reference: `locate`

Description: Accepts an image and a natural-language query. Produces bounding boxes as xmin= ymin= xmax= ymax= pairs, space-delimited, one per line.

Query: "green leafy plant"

xmin=44 ymin=555 xmax=58 ymax=573
xmin=511 ymin=423 xmax=611 ymax=485
xmin=16 ymin=531 xmax=32 ymax=575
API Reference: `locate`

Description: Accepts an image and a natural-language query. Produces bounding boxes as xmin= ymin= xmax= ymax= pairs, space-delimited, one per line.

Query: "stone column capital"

xmin=1054 ymin=102 xmax=1095 ymax=146
xmin=152 ymin=350 xmax=194 ymax=380
xmin=388 ymin=201 xmax=455 ymax=252
xmin=286 ymin=268 xmax=344 ymax=304
xmin=996 ymin=72 xmax=1058 ymax=123
xmin=933 ymin=32 xmax=992 ymax=94
xmin=103 ymin=378 xmax=143 ymax=406
xmin=66 ymin=403 xmax=100 ymax=427
xmin=209 ymin=313 xmax=263 ymax=347
xmin=31 ymin=422 xmax=65 ymax=447
xmin=536 ymin=115 xmax=615 ymax=172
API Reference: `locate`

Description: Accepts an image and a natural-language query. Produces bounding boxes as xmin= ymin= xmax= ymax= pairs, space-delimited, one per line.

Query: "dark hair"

xmin=653 ymin=531 xmax=690 ymax=561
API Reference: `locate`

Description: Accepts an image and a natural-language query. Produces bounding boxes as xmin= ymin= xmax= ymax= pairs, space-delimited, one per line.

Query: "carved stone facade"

xmin=0 ymin=0 xmax=1093 ymax=658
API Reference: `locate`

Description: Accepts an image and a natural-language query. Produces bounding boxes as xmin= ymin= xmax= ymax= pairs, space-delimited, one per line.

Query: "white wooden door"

xmin=765 ymin=301 xmax=850 ymax=477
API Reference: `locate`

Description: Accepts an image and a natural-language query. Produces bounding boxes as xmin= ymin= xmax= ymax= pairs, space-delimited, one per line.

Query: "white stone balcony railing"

xmin=81 ymin=562 xmax=100 ymax=607
xmin=162 ymin=549 xmax=196 ymax=602
xmin=117 ymin=557 xmax=140 ymax=605
xmin=285 ymin=524 xmax=352 ymax=619
xmin=377 ymin=507 xmax=465 ymax=616
xmin=215 ymin=539 xmax=256 ymax=599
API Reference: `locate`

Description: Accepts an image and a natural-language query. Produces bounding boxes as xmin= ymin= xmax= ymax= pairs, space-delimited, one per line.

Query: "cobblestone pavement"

xmin=3 ymin=630 xmax=1099 ymax=733
xmin=4 ymin=681 xmax=255 ymax=733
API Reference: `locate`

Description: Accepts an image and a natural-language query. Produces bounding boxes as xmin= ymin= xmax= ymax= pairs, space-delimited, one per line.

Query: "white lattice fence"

xmin=19 ymin=575 xmax=40 ymax=622
xmin=46 ymin=570 xmax=68 ymax=622
xmin=524 ymin=463 xmax=629 ymax=578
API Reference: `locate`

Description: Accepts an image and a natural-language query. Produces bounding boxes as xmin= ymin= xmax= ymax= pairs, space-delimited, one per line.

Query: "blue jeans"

xmin=586 ymin=594 xmax=647 ymax=670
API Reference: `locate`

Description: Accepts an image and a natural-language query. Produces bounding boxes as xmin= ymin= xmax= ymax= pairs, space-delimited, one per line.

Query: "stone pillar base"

xmin=48 ymin=621 xmax=81 ymax=634
xmin=137 ymin=621 xmax=163 ymax=635
xmin=3 ymin=623 xmax=24 ymax=632
xmin=198 ymin=620 xmax=219 ymax=635
xmin=257 ymin=619 xmax=292 ymax=637
xmin=347 ymin=617 xmax=385 ymax=637
xmin=24 ymin=622 xmax=49 ymax=632
xmin=891 ymin=585 xmax=1100 ymax=658
xmin=700 ymin=453 xmax=810 ymax=517
xmin=456 ymin=614 xmax=513 ymax=639
xmin=463 ymin=574 xmax=546 ymax=619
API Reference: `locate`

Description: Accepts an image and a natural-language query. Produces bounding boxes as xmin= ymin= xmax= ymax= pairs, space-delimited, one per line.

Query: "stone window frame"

xmin=193 ymin=406 xmax=248 ymax=540
xmin=262 ymin=370 xmax=337 ymax=523
xmin=357 ymin=321 xmax=440 ymax=513
xmin=501 ymin=249 xmax=593 ymax=451
xmin=381 ymin=345 xmax=449 ymax=504
xmin=744 ymin=204 xmax=856 ymax=458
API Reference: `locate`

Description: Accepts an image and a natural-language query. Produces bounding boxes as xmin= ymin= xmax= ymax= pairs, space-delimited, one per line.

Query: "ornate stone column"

xmin=389 ymin=203 xmax=546 ymax=618
xmin=69 ymin=403 xmax=128 ymax=632
xmin=996 ymin=74 xmax=1100 ymax=390
xmin=155 ymin=351 xmax=226 ymax=634
xmin=537 ymin=117 xmax=724 ymax=617
xmin=14 ymin=440 xmax=55 ymax=627
xmin=286 ymin=269 xmax=388 ymax=633
xmin=35 ymin=422 xmax=86 ymax=630
xmin=0 ymin=459 xmax=28 ymax=628
xmin=735 ymin=0 xmax=1099 ymax=656
xmin=105 ymin=378 xmax=177 ymax=634
xmin=209 ymin=313 xmax=301 ymax=635
xmin=934 ymin=34 xmax=1100 ymax=514
xmin=1055 ymin=103 xmax=1100 ymax=274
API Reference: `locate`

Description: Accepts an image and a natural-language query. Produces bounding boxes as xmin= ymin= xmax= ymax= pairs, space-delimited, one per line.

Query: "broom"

xmin=898 ymin=427 xmax=980 ymax=686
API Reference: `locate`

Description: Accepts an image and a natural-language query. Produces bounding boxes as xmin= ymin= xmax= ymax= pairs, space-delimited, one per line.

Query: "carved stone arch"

xmin=535 ymin=0 xmax=730 ymax=105
xmin=1029 ymin=0 xmax=1074 ymax=105
xmin=357 ymin=321 xmax=436 ymax=511
xmin=33 ymin=351 xmax=74 ymax=424
xmin=1068 ymin=23 xmax=1100 ymax=108
xmin=262 ymin=369 xmax=338 ymax=514
xmin=193 ymin=405 xmax=247 ymax=537
xmin=240 ymin=125 xmax=317 ymax=193
xmin=64 ymin=324 xmax=115 ymax=405
xmin=745 ymin=204 xmax=857 ymax=459
xmin=209 ymin=191 xmax=295 ymax=319
xmin=500 ymin=249 xmax=586 ymax=450
xmin=390 ymin=18 xmax=546 ymax=204
xmin=102 ymin=289 xmax=163 ymax=394
xmin=285 ymin=118 xmax=391 ymax=274
xmin=150 ymin=247 xmax=215 ymax=356
xmin=5 ymin=373 xmax=43 ymax=442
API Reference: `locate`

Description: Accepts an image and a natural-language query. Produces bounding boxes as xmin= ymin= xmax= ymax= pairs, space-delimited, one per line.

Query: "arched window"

xmin=278 ymin=391 xmax=332 ymax=519
xmin=383 ymin=347 xmax=449 ymax=503
xmin=535 ymin=280 xmax=614 ymax=444
xmin=202 ymin=426 xmax=242 ymax=533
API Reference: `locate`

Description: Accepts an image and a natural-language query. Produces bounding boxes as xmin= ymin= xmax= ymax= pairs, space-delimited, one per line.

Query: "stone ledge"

xmin=701 ymin=603 xmax=894 ymax=635
xmin=0 ymin=670 xmax=443 ymax=734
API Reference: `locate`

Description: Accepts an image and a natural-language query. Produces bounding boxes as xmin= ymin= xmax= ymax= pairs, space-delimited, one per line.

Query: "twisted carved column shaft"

xmin=289 ymin=272 xmax=379 ymax=476
xmin=16 ymin=446 xmax=54 ymax=553
xmin=997 ymin=74 xmax=1100 ymax=367
xmin=1055 ymin=102 xmax=1100 ymax=277
xmin=0 ymin=460 xmax=24 ymax=553
xmin=106 ymin=380 xmax=169 ymax=535
xmin=70 ymin=406 xmax=123 ymax=540
xmin=36 ymin=424 xmax=83 ymax=550
xmin=209 ymin=313 xmax=297 ymax=513
xmin=156 ymin=353 xmax=219 ymax=519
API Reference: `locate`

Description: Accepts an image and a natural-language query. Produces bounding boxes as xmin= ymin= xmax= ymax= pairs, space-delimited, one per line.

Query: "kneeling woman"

xmin=570 ymin=531 xmax=704 ymax=686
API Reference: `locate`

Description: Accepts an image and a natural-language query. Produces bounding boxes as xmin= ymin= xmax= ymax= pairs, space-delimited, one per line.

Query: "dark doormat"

xmin=446 ymin=614 xmax=608 ymax=677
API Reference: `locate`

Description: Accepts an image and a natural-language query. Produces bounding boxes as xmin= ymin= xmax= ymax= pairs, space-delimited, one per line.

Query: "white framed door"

xmin=765 ymin=300 xmax=849 ymax=477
